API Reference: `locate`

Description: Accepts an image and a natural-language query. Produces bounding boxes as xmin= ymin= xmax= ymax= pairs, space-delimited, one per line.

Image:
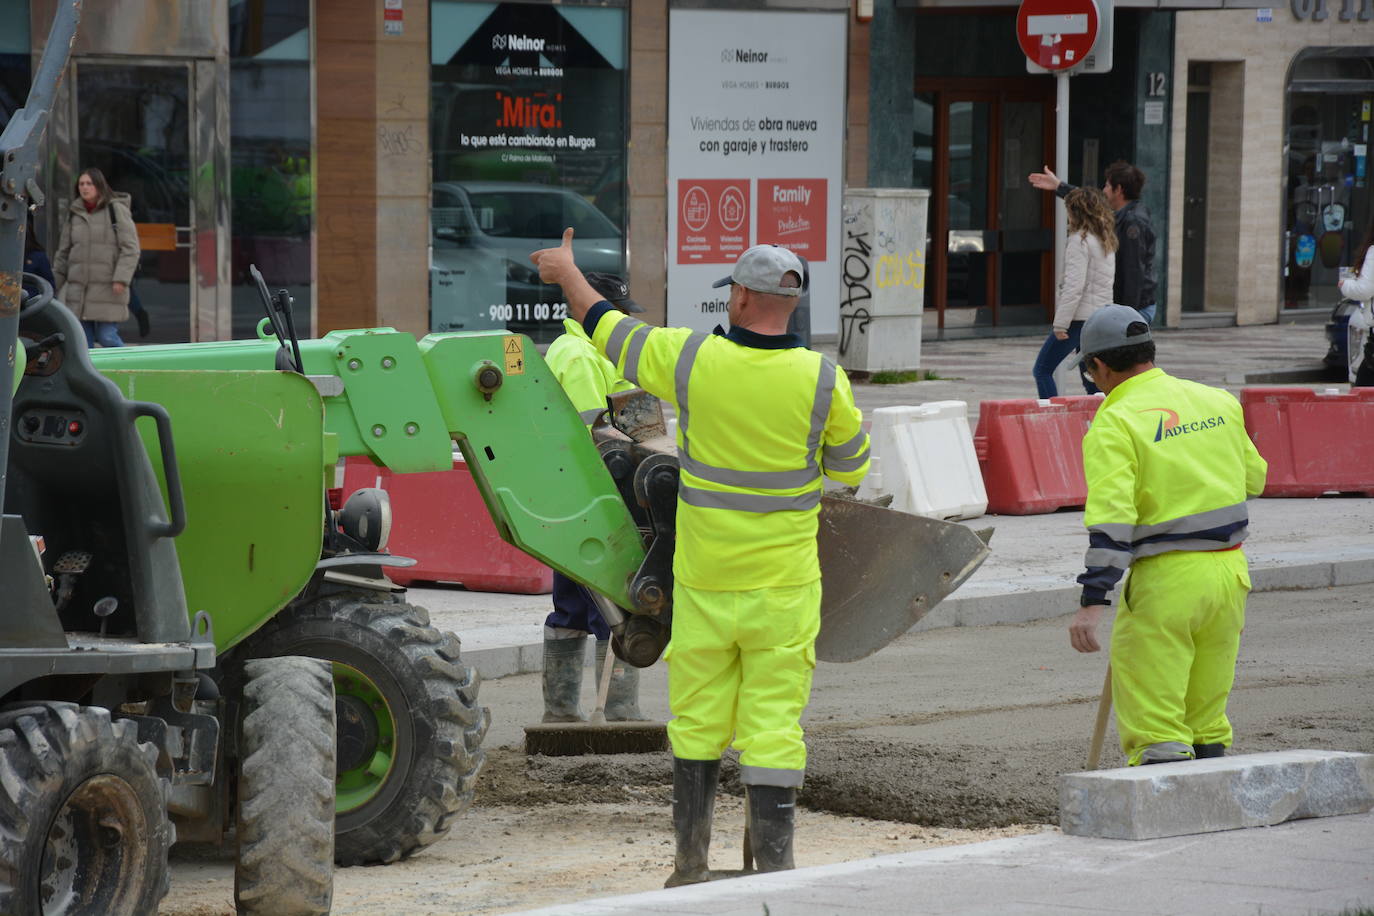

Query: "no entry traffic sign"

xmin=1016 ymin=0 xmax=1099 ymax=71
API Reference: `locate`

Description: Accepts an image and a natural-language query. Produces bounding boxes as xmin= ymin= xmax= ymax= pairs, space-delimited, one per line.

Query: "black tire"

xmin=0 ymin=703 xmax=173 ymax=916
xmin=240 ymin=591 xmax=490 ymax=866
xmin=234 ymin=656 xmax=336 ymax=916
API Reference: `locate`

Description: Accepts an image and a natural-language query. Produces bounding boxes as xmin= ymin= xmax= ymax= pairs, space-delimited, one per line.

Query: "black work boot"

xmin=595 ymin=639 xmax=643 ymax=721
xmin=664 ymin=758 xmax=720 ymax=888
xmin=541 ymin=633 xmax=587 ymax=723
xmin=1193 ymin=743 xmax=1226 ymax=759
xmin=746 ymin=785 xmax=796 ymax=872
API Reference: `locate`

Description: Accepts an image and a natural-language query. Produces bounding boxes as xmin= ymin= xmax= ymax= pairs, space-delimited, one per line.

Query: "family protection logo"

xmin=1138 ymin=407 xmax=1226 ymax=442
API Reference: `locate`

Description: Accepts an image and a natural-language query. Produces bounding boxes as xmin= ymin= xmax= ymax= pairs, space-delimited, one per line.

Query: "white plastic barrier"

xmin=853 ymin=401 xmax=987 ymax=520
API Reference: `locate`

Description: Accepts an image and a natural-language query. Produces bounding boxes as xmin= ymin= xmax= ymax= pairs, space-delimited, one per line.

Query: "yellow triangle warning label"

xmin=505 ymin=337 xmax=523 ymax=354
xmin=503 ymin=335 xmax=525 ymax=375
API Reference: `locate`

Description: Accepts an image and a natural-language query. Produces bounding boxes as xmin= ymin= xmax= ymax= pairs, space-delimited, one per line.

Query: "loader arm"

xmin=92 ymin=326 xmax=646 ymax=609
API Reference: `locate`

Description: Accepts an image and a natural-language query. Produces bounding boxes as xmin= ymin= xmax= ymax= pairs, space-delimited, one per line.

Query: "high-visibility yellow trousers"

xmin=1111 ymin=548 xmax=1251 ymax=766
xmin=664 ymin=580 xmax=821 ymax=788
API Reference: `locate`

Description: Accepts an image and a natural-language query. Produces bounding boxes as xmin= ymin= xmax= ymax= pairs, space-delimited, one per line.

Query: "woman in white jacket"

xmin=1337 ymin=216 xmax=1374 ymax=387
xmin=1032 ymin=187 xmax=1117 ymax=397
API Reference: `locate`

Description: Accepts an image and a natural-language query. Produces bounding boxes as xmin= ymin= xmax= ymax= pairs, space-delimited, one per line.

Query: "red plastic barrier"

xmin=341 ymin=456 xmax=553 ymax=593
xmin=974 ymin=396 xmax=1102 ymax=515
xmin=1240 ymin=387 xmax=1374 ymax=498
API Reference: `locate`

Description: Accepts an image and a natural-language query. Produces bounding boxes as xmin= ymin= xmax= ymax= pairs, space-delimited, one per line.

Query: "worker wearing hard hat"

xmin=529 ymin=234 xmax=870 ymax=884
xmin=540 ymin=272 xmax=647 ymax=726
xmin=1068 ymin=305 xmax=1267 ymax=766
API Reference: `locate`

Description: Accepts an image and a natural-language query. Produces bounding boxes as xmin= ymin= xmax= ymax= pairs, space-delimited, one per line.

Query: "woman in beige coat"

xmin=1032 ymin=187 xmax=1117 ymax=397
xmin=53 ymin=167 xmax=140 ymax=348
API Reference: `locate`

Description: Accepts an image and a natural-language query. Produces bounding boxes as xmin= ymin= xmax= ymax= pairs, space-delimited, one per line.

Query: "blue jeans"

xmin=544 ymin=571 xmax=610 ymax=640
xmin=82 ymin=320 xmax=125 ymax=348
xmin=1032 ymin=320 xmax=1098 ymax=399
xmin=1138 ymin=304 xmax=1157 ymax=324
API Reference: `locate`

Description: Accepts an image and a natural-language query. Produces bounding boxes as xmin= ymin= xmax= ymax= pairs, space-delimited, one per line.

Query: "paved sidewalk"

xmin=411 ymin=319 xmax=1372 ymax=678
xmin=513 ymin=812 xmax=1374 ymax=915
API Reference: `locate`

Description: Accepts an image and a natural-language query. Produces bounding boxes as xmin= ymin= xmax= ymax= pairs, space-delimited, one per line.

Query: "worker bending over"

xmin=530 ymin=233 xmax=869 ymax=883
xmin=541 ymin=272 xmax=647 ymax=724
xmin=1068 ymin=305 xmax=1267 ymax=765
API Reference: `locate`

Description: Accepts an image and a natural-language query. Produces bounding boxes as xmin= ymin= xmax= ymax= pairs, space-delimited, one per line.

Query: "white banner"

xmin=666 ymin=9 xmax=847 ymax=335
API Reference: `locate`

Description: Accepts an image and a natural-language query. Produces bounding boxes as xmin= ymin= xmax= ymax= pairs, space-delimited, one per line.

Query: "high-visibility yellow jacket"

xmin=1078 ymin=367 xmax=1268 ymax=605
xmin=587 ymin=304 xmax=870 ymax=591
xmin=545 ymin=318 xmax=637 ymax=428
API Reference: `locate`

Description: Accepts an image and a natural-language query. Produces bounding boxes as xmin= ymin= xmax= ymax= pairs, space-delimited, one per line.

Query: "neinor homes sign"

xmin=666 ymin=8 xmax=847 ymax=334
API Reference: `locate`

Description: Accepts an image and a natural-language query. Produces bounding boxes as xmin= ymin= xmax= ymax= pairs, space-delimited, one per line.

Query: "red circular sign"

xmin=1016 ymin=0 xmax=1099 ymax=72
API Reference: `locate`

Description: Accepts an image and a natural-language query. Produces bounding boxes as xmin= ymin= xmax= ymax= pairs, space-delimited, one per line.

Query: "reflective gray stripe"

xmin=822 ymin=444 xmax=869 ymax=473
xmin=1134 ymin=531 xmax=1248 ymax=560
xmin=1088 ymin=522 xmax=1136 ymax=542
xmin=739 ymin=765 xmax=805 ymax=788
xmin=605 ymin=316 xmax=647 ymax=365
xmin=1084 ymin=547 xmax=1133 ymax=569
xmin=830 ymin=427 xmax=867 ymax=459
xmin=622 ymin=324 xmax=649 ymax=384
xmin=674 ymin=332 xmax=710 ymax=444
xmin=679 ymin=452 xmax=821 ymax=490
xmin=679 ymin=484 xmax=821 ymax=514
xmin=807 ymin=357 xmax=837 ymax=461
xmin=1139 ymin=742 xmax=1194 ymax=763
xmin=578 ymin=408 xmax=604 ymax=424
xmin=1133 ymin=502 xmax=1250 ymax=541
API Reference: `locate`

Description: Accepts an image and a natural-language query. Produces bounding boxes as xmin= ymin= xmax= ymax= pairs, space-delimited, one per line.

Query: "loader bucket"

xmin=815 ymin=497 xmax=991 ymax=663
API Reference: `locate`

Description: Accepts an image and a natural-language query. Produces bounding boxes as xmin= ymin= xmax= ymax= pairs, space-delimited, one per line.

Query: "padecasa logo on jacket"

xmin=1138 ymin=407 xmax=1227 ymax=443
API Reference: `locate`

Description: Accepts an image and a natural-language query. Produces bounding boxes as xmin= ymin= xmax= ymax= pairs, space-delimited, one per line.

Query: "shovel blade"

xmin=816 ymin=497 xmax=991 ymax=663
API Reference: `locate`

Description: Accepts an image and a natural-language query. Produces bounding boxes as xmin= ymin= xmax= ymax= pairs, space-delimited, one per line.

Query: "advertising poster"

xmin=430 ymin=2 xmax=626 ymax=342
xmin=667 ymin=9 xmax=847 ymax=334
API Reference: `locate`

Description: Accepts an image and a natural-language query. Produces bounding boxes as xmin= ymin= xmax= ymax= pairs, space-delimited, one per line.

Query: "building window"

xmin=430 ymin=1 xmax=628 ymax=344
xmin=229 ymin=0 xmax=313 ymax=337
xmin=1283 ymin=47 xmax=1374 ymax=311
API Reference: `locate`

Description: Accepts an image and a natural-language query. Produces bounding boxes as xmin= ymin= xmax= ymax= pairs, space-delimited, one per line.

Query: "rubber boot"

xmin=1193 ymin=743 xmax=1226 ymax=759
xmin=541 ymin=633 xmax=587 ymax=723
xmin=664 ymin=758 xmax=720 ymax=888
xmin=746 ymin=785 xmax=796 ymax=873
xmin=595 ymin=639 xmax=643 ymax=721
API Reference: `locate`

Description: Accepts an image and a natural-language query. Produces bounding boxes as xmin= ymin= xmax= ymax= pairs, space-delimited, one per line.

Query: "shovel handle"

xmin=589 ymin=641 xmax=615 ymax=725
xmin=1086 ymin=663 xmax=1113 ymax=770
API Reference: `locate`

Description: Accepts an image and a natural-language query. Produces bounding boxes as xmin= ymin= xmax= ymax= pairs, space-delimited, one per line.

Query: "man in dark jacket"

xmin=1031 ymin=160 xmax=1157 ymax=323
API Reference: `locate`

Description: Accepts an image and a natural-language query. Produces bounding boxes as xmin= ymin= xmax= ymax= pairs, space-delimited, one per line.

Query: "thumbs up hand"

xmin=530 ymin=227 xmax=577 ymax=286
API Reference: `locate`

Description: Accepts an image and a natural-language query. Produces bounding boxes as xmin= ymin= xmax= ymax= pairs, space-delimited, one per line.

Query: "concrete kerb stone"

xmin=1059 ymin=750 xmax=1374 ymax=841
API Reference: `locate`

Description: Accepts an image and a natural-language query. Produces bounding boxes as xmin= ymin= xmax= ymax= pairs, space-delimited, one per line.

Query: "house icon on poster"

xmin=722 ymin=196 xmax=743 ymax=224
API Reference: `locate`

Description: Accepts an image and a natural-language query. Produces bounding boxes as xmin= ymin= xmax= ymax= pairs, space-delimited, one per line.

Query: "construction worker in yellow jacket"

xmin=1068 ymin=305 xmax=1267 ymax=766
xmin=530 ymin=233 xmax=869 ymax=884
xmin=541 ymin=272 xmax=645 ymax=725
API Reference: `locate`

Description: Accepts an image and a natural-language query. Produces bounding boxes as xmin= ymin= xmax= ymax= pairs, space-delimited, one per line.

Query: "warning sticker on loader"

xmin=503 ymin=335 xmax=525 ymax=375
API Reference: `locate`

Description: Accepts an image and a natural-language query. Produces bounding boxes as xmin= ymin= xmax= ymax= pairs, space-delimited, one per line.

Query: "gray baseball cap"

xmin=1079 ymin=304 xmax=1153 ymax=357
xmin=711 ymin=245 xmax=804 ymax=297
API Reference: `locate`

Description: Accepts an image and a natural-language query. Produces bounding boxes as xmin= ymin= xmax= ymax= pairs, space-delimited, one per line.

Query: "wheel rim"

xmin=40 ymin=774 xmax=150 ymax=915
xmin=333 ymin=661 xmax=397 ymax=813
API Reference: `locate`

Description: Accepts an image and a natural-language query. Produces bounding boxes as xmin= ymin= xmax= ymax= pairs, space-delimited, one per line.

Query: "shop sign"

xmin=666 ymin=9 xmax=847 ymax=333
xmin=429 ymin=2 xmax=627 ymax=340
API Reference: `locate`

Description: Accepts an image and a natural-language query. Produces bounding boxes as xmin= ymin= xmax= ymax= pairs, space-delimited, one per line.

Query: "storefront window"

xmin=1283 ymin=48 xmax=1374 ymax=311
xmin=0 ymin=0 xmax=30 ymax=132
xmin=431 ymin=1 xmax=628 ymax=343
xmin=228 ymin=0 xmax=313 ymax=337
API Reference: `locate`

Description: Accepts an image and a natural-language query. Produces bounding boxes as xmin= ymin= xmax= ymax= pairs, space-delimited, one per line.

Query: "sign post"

xmin=1015 ymin=0 xmax=1102 ymax=302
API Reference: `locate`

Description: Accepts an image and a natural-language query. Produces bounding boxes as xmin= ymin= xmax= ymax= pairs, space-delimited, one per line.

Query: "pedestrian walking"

xmin=541 ymin=271 xmax=648 ymax=724
xmin=52 ymin=167 xmax=140 ymax=349
xmin=529 ymin=232 xmax=870 ymax=883
xmin=1067 ymin=305 xmax=1267 ymax=766
xmin=1031 ymin=187 xmax=1116 ymax=398
xmin=1337 ymin=214 xmax=1374 ymax=387
xmin=1030 ymin=160 xmax=1157 ymax=323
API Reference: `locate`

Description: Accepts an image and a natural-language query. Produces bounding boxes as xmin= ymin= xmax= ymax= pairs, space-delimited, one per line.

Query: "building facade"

xmin=2 ymin=0 xmax=1368 ymax=346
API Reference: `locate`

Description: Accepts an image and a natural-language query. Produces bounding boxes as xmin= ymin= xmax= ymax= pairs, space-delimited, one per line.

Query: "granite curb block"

xmin=1060 ymin=750 xmax=1374 ymax=840
xmin=466 ymin=554 xmax=1374 ymax=680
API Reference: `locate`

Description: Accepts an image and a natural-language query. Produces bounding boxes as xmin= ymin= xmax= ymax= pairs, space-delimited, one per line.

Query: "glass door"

xmin=72 ymin=61 xmax=193 ymax=343
xmin=917 ymin=80 xmax=1054 ymax=331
